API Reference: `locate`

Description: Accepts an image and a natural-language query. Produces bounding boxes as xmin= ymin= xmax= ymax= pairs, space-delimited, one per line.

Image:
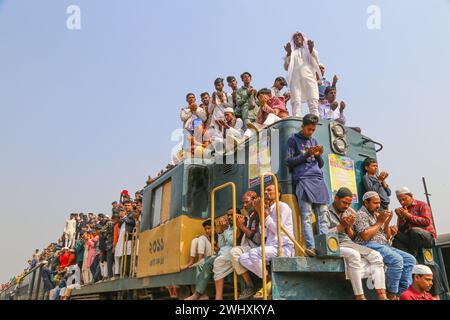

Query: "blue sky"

xmin=1 ymin=0 xmax=450 ymax=283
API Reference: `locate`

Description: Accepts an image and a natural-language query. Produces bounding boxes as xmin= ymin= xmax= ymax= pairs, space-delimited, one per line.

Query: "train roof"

xmin=436 ymin=233 xmax=450 ymax=246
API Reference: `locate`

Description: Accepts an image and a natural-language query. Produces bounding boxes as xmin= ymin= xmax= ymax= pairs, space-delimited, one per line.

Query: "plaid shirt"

xmin=397 ymin=200 xmax=436 ymax=239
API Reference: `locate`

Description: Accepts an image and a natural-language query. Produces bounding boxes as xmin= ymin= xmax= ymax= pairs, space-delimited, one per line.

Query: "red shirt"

xmin=399 ymin=285 xmax=434 ymax=300
xmin=59 ymin=252 xmax=70 ymax=269
xmin=397 ymin=200 xmax=436 ymax=239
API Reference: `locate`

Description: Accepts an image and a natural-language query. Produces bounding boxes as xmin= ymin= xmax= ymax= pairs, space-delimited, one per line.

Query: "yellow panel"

xmin=137 ymin=215 xmax=208 ymax=278
xmin=281 ymin=194 xmax=307 ymax=256
xmin=161 ymin=180 xmax=172 ymax=225
xmin=179 ymin=216 xmax=209 ymax=267
xmin=137 ymin=218 xmax=181 ymax=278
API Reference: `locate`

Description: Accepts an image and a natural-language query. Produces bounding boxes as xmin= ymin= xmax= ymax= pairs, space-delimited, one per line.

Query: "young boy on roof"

xmin=362 ymin=157 xmax=391 ymax=210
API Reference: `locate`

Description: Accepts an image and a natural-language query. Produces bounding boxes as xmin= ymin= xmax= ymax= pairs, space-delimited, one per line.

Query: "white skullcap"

xmin=224 ymin=107 xmax=234 ymax=114
xmin=362 ymin=191 xmax=379 ymax=202
xmin=412 ymin=264 xmax=433 ymax=275
xmin=42 ymin=260 xmax=48 ymax=265
xmin=396 ymin=187 xmax=412 ymax=196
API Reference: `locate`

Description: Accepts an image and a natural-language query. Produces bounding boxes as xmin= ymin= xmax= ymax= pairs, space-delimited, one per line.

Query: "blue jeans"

xmin=365 ymin=242 xmax=416 ymax=295
xmin=298 ymin=200 xmax=328 ymax=249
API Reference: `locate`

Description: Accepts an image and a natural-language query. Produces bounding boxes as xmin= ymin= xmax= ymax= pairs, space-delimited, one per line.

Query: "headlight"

xmin=327 ymin=237 xmax=339 ymax=252
xmin=333 ymin=138 xmax=348 ymax=153
xmin=331 ymin=124 xmax=345 ymax=137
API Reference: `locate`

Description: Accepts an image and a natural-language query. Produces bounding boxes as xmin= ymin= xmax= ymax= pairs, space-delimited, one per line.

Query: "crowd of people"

xmin=183 ymin=114 xmax=448 ymax=300
xmin=177 ymin=32 xmax=349 ymax=159
xmin=2 ymin=31 xmax=447 ymax=301
xmin=1 ymin=189 xmax=143 ymax=300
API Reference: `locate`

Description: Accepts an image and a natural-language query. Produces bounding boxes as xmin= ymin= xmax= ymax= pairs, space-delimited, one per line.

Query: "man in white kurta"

xmin=239 ymin=185 xmax=294 ymax=279
xmin=64 ymin=215 xmax=77 ymax=248
xmin=208 ymin=78 xmax=234 ymax=130
xmin=284 ymin=32 xmax=322 ymax=117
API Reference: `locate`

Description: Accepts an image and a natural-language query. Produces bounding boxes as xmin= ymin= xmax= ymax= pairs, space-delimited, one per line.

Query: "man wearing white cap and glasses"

xmin=211 ymin=107 xmax=243 ymax=154
xmin=354 ymin=191 xmax=416 ymax=300
xmin=400 ymin=265 xmax=434 ymax=300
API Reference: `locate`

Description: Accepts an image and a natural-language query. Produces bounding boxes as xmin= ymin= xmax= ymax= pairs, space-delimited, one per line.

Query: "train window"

xmin=186 ymin=165 xmax=209 ymax=218
xmin=150 ymin=185 xmax=163 ymax=228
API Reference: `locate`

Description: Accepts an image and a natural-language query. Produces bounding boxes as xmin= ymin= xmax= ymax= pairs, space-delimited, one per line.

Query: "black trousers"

xmin=392 ymin=227 xmax=434 ymax=258
xmin=106 ymin=249 xmax=114 ymax=278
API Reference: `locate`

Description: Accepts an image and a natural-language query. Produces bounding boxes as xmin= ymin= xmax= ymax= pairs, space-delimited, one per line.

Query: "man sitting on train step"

xmin=185 ymin=211 xmax=234 ymax=300
xmin=286 ymin=113 xmax=329 ymax=257
xmin=324 ymin=187 xmax=387 ymax=300
xmin=182 ymin=219 xmax=213 ymax=269
xmin=391 ymin=187 xmax=447 ymax=298
xmin=239 ymin=184 xmax=294 ymax=298
xmin=362 ymin=157 xmax=391 ymax=210
xmin=214 ymin=191 xmax=261 ymax=300
xmin=354 ymin=191 xmax=416 ymax=300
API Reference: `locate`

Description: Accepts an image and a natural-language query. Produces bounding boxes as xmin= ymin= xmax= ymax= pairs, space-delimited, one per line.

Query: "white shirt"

xmin=319 ymin=101 xmax=346 ymax=124
xmin=208 ymin=92 xmax=233 ymax=127
xmin=264 ymin=202 xmax=294 ymax=248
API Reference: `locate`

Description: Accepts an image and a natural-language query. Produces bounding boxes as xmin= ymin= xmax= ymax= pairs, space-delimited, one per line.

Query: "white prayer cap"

xmin=42 ymin=260 xmax=48 ymax=265
xmin=396 ymin=187 xmax=412 ymax=196
xmin=224 ymin=107 xmax=234 ymax=114
xmin=362 ymin=191 xmax=379 ymax=202
xmin=412 ymin=265 xmax=433 ymax=275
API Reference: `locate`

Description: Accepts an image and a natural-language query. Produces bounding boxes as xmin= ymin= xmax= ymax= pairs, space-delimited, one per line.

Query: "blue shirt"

xmin=286 ymin=132 xmax=329 ymax=204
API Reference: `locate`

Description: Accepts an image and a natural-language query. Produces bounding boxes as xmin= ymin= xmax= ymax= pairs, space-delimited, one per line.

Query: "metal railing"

xmin=259 ymin=172 xmax=307 ymax=300
xmin=210 ymin=182 xmax=238 ymax=300
xmin=120 ymin=227 xmax=139 ymax=278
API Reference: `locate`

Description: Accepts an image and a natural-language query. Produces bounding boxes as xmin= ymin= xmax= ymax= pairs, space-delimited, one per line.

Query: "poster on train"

xmin=328 ymin=154 xmax=358 ymax=203
xmin=248 ymin=135 xmax=272 ymax=188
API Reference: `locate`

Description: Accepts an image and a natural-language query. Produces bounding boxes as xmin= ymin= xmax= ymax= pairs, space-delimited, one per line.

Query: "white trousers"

xmin=340 ymin=247 xmax=386 ymax=296
xmin=190 ymin=235 xmax=212 ymax=257
xmin=114 ymin=256 xmax=120 ymax=276
xmin=230 ymin=245 xmax=252 ymax=275
xmin=239 ymin=245 xmax=294 ymax=279
xmin=291 ymin=99 xmax=319 ymax=117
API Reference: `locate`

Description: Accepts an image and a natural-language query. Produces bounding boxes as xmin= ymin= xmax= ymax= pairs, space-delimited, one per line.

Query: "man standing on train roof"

xmin=286 ymin=114 xmax=329 ymax=257
xmin=391 ymin=187 xmax=447 ymax=298
xmin=318 ymin=64 xmax=338 ymax=101
xmin=353 ymin=191 xmax=416 ymax=300
xmin=284 ymin=32 xmax=322 ymax=117
xmin=227 ymin=76 xmax=239 ymax=112
xmin=180 ymin=93 xmax=207 ymax=134
xmin=324 ymin=187 xmax=387 ymax=300
xmin=236 ymin=72 xmax=259 ymax=127
xmin=208 ymin=78 xmax=234 ymax=131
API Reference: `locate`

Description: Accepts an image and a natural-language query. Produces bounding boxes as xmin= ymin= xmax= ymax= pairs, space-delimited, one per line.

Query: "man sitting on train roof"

xmin=239 ymin=184 xmax=294 ymax=298
xmin=324 ymin=187 xmax=387 ymax=300
xmin=362 ymin=157 xmax=391 ymax=210
xmin=286 ymin=113 xmax=329 ymax=257
xmin=182 ymin=219 xmax=213 ymax=270
xmin=229 ymin=191 xmax=263 ymax=299
xmin=354 ymin=191 xmax=416 ymax=300
xmin=391 ymin=187 xmax=448 ymax=298
xmin=318 ymin=86 xmax=346 ymax=125
xmin=318 ymin=64 xmax=338 ymax=101
xmin=185 ymin=210 xmax=235 ymax=300
xmin=211 ymin=107 xmax=244 ymax=155
xmin=399 ymin=264 xmax=435 ymax=300
xmin=271 ymin=76 xmax=290 ymax=103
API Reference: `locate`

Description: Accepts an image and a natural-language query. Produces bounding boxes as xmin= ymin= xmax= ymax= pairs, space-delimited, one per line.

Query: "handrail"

xmin=120 ymin=232 xmax=128 ymax=278
xmin=259 ymin=172 xmax=308 ymax=300
xmin=210 ymin=182 xmax=238 ymax=300
xmin=130 ymin=227 xmax=139 ymax=278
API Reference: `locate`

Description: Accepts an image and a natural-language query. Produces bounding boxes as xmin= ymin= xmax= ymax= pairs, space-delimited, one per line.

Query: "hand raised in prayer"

xmin=189 ymin=103 xmax=198 ymax=112
xmin=376 ymin=210 xmax=391 ymax=224
xmin=284 ymin=42 xmax=292 ymax=56
xmin=344 ymin=214 xmax=356 ymax=227
xmin=333 ymin=75 xmax=339 ymax=85
xmin=307 ymin=40 xmax=314 ymax=53
xmin=395 ymin=208 xmax=408 ymax=219
xmin=331 ymin=101 xmax=339 ymax=111
xmin=236 ymin=215 xmax=246 ymax=229
xmin=218 ymin=92 xmax=226 ymax=103
xmin=313 ymin=145 xmax=324 ymax=156
xmin=283 ymin=92 xmax=291 ymax=101
xmin=339 ymin=101 xmax=346 ymax=112
xmin=390 ymin=225 xmax=398 ymax=237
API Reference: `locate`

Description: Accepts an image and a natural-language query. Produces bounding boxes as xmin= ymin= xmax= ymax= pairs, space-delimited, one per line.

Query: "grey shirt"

xmin=324 ymin=204 xmax=355 ymax=244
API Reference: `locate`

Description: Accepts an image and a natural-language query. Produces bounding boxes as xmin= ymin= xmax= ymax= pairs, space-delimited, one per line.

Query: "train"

xmin=2 ymin=117 xmax=449 ymax=300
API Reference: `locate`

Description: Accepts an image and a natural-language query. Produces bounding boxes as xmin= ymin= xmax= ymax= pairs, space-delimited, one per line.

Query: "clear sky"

xmin=1 ymin=0 xmax=450 ymax=283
